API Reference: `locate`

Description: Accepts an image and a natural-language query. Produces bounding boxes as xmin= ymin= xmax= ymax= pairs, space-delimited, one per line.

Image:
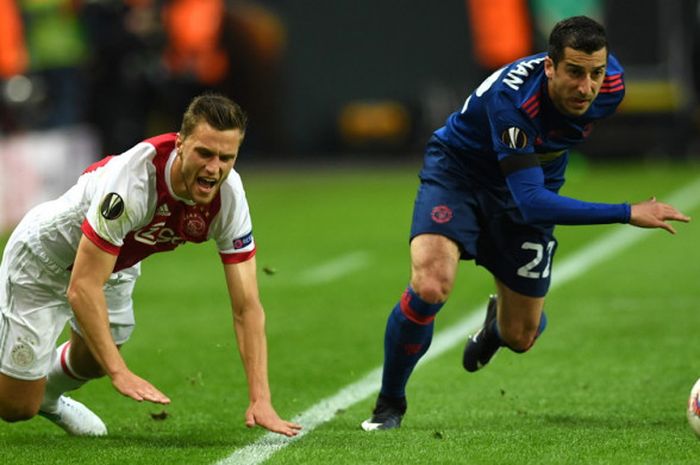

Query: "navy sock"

xmin=484 ymin=317 xmax=504 ymax=346
xmin=380 ymin=287 xmax=444 ymax=399
xmin=537 ymin=311 xmax=548 ymax=336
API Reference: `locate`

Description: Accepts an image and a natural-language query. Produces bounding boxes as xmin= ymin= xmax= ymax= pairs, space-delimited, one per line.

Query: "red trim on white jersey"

xmin=81 ymin=219 xmax=121 ymax=256
xmin=82 ymin=155 xmax=115 ymax=174
xmin=220 ymin=248 xmax=257 ymax=264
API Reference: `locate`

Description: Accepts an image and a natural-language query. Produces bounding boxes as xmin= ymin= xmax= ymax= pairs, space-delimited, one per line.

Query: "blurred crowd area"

xmin=2 ymin=0 xmax=699 ymax=231
xmin=0 ymin=0 xmax=286 ymax=155
xmin=1 ymin=0 xmax=651 ymax=160
xmin=1 ymin=0 xmax=699 ymax=160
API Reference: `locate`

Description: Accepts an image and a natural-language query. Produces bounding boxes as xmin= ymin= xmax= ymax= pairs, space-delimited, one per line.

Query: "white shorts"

xmin=0 ymin=231 xmax=139 ymax=381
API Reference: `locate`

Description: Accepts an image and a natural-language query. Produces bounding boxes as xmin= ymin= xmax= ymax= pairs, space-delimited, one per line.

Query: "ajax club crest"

xmin=180 ymin=210 xmax=207 ymax=241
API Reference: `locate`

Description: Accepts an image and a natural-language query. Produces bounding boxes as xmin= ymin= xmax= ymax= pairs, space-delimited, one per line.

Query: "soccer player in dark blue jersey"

xmin=361 ymin=16 xmax=690 ymax=431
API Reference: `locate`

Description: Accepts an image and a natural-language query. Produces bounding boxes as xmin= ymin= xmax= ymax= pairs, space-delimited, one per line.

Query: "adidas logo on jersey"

xmin=156 ymin=204 xmax=171 ymax=217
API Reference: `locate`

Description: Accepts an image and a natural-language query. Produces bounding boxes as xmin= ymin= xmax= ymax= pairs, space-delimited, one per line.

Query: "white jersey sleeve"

xmin=208 ymin=170 xmax=256 ymax=264
xmin=82 ymin=142 xmax=158 ymax=253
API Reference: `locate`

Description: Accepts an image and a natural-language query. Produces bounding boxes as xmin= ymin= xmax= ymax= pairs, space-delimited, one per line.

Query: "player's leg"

xmin=37 ymin=329 xmax=110 ymax=436
xmin=0 ymin=297 xmax=103 ymax=436
xmin=0 ymin=374 xmax=46 ymax=422
xmin=463 ymin=207 xmax=555 ymax=371
xmin=40 ymin=265 xmax=138 ymax=436
xmin=462 ymin=294 xmax=500 ymax=371
xmin=39 ymin=329 xmax=111 ymax=408
xmin=0 ymin=263 xmax=47 ymax=421
xmin=362 ymin=234 xmax=460 ymax=431
xmin=0 ymin=238 xmax=75 ymax=425
xmin=386 ymin=233 xmax=460 ymax=390
xmin=463 ymin=281 xmax=547 ymax=371
xmin=493 ymin=278 xmax=547 ymax=353
xmin=362 ymin=137 xmax=478 ymax=430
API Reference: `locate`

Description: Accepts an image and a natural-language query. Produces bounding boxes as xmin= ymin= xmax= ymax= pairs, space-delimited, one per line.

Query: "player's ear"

xmin=544 ymin=56 xmax=555 ymax=79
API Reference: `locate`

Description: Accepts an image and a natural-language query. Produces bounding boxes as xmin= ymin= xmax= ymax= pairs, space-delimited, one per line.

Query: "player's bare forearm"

xmin=224 ymin=259 xmax=299 ymax=434
xmin=68 ymin=237 xmax=127 ymax=377
xmin=224 ymin=259 xmax=272 ymax=401
xmin=68 ymin=236 xmax=170 ymax=404
xmin=233 ymin=302 xmax=272 ymax=402
xmin=67 ymin=284 xmax=125 ymax=376
xmin=629 ymin=197 xmax=691 ymax=234
xmin=68 ymin=277 xmax=169 ymax=404
xmin=233 ymin=301 xmax=302 ymax=436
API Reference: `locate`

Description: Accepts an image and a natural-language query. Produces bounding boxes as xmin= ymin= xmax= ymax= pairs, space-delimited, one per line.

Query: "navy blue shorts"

xmin=410 ymin=137 xmax=558 ymax=297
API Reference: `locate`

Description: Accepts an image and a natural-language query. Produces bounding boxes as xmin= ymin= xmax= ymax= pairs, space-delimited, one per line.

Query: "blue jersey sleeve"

xmin=505 ymin=165 xmax=631 ymax=225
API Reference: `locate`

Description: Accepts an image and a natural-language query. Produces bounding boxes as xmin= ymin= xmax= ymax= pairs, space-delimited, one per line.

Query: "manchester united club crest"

xmin=180 ymin=210 xmax=207 ymax=241
xmin=431 ymin=205 xmax=453 ymax=224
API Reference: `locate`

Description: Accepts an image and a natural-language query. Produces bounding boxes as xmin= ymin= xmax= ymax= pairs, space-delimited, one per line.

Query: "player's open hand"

xmin=110 ymin=369 xmax=171 ymax=404
xmin=630 ymin=197 xmax=691 ymax=234
xmin=245 ymin=400 xmax=302 ymax=437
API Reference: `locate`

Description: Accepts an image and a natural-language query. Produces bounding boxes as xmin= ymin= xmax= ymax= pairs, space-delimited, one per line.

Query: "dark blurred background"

xmin=1 ymin=0 xmax=699 ymax=227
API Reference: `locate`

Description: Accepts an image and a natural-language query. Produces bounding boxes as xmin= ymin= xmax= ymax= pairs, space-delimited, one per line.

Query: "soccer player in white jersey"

xmin=0 ymin=94 xmax=302 ymax=437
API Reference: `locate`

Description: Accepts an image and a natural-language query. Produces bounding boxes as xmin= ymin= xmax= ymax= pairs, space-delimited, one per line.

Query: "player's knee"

xmin=395 ymin=286 xmax=445 ymax=327
xmin=411 ymin=278 xmax=451 ymax=304
xmin=499 ymin=324 xmax=540 ymax=353
xmin=505 ymin=333 xmax=537 ymax=353
xmin=499 ymin=311 xmax=547 ymax=352
xmin=0 ymin=403 xmax=39 ymax=423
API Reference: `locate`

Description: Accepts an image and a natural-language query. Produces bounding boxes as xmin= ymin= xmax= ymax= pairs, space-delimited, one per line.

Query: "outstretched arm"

xmin=504 ymin=164 xmax=631 ymax=225
xmin=629 ymin=197 xmax=691 ymax=234
xmin=505 ymin=165 xmax=691 ymax=232
xmin=68 ymin=236 xmax=170 ymax=404
xmin=223 ymin=257 xmax=302 ymax=437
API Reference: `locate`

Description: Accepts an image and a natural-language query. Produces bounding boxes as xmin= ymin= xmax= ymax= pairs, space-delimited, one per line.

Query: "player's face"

xmin=545 ymin=46 xmax=607 ymax=117
xmin=173 ymin=122 xmax=243 ymax=205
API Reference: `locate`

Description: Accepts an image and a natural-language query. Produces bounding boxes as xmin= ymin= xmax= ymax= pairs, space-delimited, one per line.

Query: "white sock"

xmin=40 ymin=341 xmax=89 ymax=413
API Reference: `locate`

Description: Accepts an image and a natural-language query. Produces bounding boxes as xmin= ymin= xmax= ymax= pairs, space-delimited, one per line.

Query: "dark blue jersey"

xmin=434 ymin=52 xmax=630 ymax=225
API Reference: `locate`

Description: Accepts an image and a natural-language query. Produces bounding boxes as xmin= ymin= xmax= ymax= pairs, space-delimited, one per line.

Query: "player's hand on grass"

xmin=630 ymin=197 xmax=691 ymax=234
xmin=245 ymin=400 xmax=302 ymax=437
xmin=110 ymin=369 xmax=171 ymax=404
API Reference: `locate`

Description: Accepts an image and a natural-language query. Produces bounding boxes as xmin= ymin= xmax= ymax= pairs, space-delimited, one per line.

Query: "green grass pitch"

xmin=1 ymin=159 xmax=700 ymax=464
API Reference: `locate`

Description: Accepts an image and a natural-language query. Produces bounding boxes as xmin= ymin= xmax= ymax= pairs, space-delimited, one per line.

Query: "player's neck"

xmin=169 ymin=154 xmax=189 ymax=201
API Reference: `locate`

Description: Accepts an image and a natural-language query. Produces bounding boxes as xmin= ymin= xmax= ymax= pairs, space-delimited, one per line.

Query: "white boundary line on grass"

xmin=215 ymin=176 xmax=700 ymax=465
xmin=295 ymin=251 xmax=371 ymax=285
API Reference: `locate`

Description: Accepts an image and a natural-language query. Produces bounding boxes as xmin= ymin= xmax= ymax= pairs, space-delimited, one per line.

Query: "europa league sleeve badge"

xmin=100 ymin=193 xmax=125 ymax=220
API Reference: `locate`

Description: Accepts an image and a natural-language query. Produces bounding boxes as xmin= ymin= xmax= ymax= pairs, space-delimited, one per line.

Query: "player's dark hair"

xmin=548 ymin=16 xmax=608 ymax=65
xmin=180 ymin=93 xmax=248 ymax=138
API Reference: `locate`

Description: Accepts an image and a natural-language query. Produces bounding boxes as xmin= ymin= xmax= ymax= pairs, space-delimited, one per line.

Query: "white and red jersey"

xmin=23 ymin=133 xmax=256 ymax=272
